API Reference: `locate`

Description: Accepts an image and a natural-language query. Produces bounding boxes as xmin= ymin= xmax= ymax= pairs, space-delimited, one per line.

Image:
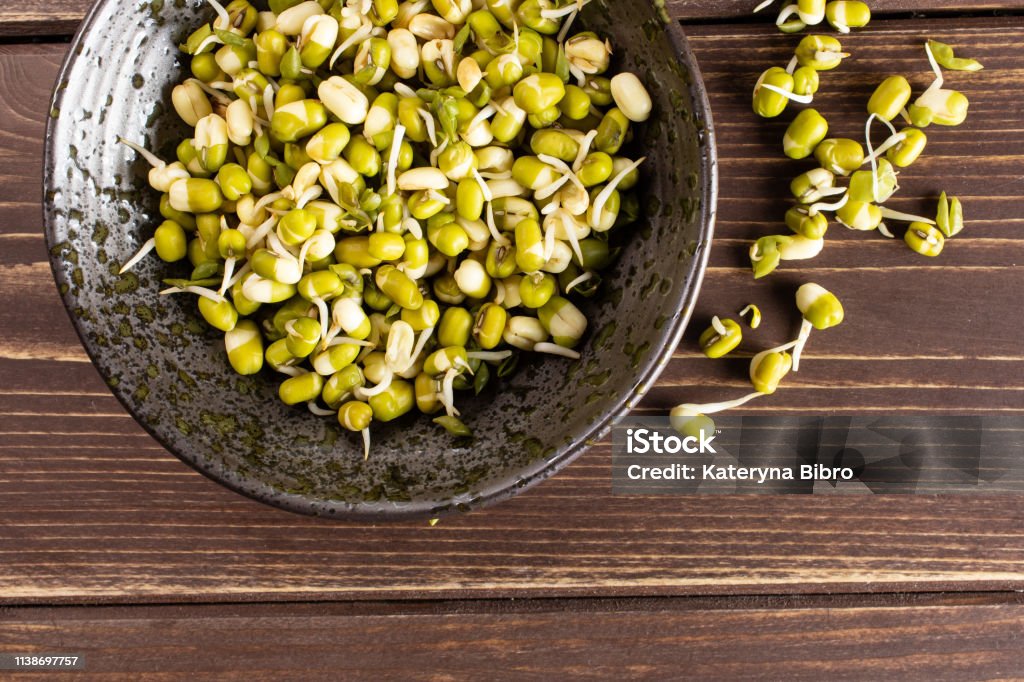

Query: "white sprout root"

xmin=775 ymin=4 xmax=799 ymax=26
xmin=485 ymin=202 xmax=511 ymax=246
xmin=765 ymin=338 xmax=799 ymax=355
xmin=119 ymin=238 xmax=156 ymax=274
xmin=568 ymin=61 xmax=587 ymax=87
xmin=813 ymin=186 xmax=848 ymax=200
xmin=749 ymin=241 xmax=764 ymax=262
xmin=299 ymin=185 xmax=324 ymax=208
xmin=408 ymin=326 xmax=436 ymax=371
xmin=218 ymin=256 xmax=236 ymax=296
xmin=117 ymin=137 xmax=165 ymax=168
xmin=557 ymin=2 xmax=591 ymax=45
xmin=273 ymin=364 xmax=302 ymax=377
xmin=865 ymin=113 xmax=880 ymax=202
xmin=263 ymin=83 xmax=276 ymax=121
xmin=327 ymin=336 xmax=376 ymax=348
xmin=357 ymin=370 xmax=394 ymax=398
xmin=192 ymin=78 xmax=233 ymax=103
xmin=453 ymin=357 xmax=475 ymax=376
xmin=224 ymin=262 xmax=251 ymax=291
xmin=533 ymin=342 xmax=581 ymax=360
xmin=393 ymin=82 xmax=417 ymax=99
xmin=541 ymin=2 xmax=584 ymax=19
xmin=814 ymin=49 xmax=850 ymax=62
xmin=294 ymin=234 xmax=319 ymax=273
xmin=543 ymin=213 xmax=556 ymax=261
xmin=564 ymin=271 xmax=594 ymax=293
xmin=864 ymin=133 xmax=905 ymax=164
xmin=468 ymin=104 xmax=497 ymax=132
xmin=572 ymin=129 xmax=598 ymax=172
xmin=312 ymin=297 xmax=330 ymax=346
xmin=248 ymin=97 xmax=268 ymax=137
xmin=878 ymin=207 xmax=936 ymax=224
xmin=758 ymin=83 xmax=814 ymax=104
xmin=361 ymin=428 xmax=371 ymax=460
xmin=321 ymin=169 xmax=341 ymax=206
xmin=923 ymin=39 xmax=944 ymax=95
xmin=253 ymin=190 xmax=285 ymax=213
xmin=386 ymin=123 xmax=406 ymax=197
xmin=429 ymin=137 xmax=449 ymax=168
xmin=307 ymin=401 xmax=336 ymax=417
xmin=534 ymin=172 xmax=572 ymax=201
xmin=473 ymin=168 xmax=495 ymax=201
xmin=466 ymin=350 xmax=513 ymax=362
xmin=440 ymin=368 xmax=460 ymax=417
xmin=863 ymin=113 xmax=906 ymax=203
xmin=402 ymin=203 xmax=423 ymax=239
xmin=674 ymin=391 xmax=764 ymax=417
xmin=559 ymin=211 xmax=585 ymax=265
xmin=790 ymin=319 xmax=814 ymax=372
xmin=206 ymin=0 xmax=230 ymax=26
xmin=592 ymin=156 xmax=646 ymax=226
xmin=808 ymin=192 xmax=849 ymax=216
xmin=159 ymin=285 xmax=226 ymax=303
xmin=418 ymin=107 xmax=438 ymax=147
xmin=330 ymin=21 xmax=373 ymax=70
xmin=193 ymin=33 xmax=225 ymax=56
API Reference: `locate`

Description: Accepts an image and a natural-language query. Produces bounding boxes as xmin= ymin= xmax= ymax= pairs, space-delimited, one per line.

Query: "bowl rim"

xmin=42 ymin=2 xmax=718 ymax=520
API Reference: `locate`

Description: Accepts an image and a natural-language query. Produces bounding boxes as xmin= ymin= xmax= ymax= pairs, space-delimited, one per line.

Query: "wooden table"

xmin=3 ymin=1 xmax=1024 ymax=677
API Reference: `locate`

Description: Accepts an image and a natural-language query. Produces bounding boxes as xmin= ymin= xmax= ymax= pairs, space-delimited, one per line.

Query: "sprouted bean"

xmin=739 ymin=304 xmax=762 ymax=329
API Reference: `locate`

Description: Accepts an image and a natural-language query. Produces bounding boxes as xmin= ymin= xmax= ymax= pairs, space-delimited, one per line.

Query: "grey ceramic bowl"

xmin=44 ymin=1 xmax=716 ymax=518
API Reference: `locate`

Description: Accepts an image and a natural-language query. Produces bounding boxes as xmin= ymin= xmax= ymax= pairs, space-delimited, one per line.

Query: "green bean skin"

xmin=154 ymin=220 xmax=188 ymax=262
xmin=199 ymin=297 xmax=239 ymax=332
xmin=698 ymin=318 xmax=742 ymax=359
xmin=368 ymin=379 xmax=415 ymax=422
xmin=783 ymin=109 xmax=829 ymax=160
xmin=224 ymin=320 xmax=264 ymax=375
xmin=750 ymin=351 xmax=792 ymax=395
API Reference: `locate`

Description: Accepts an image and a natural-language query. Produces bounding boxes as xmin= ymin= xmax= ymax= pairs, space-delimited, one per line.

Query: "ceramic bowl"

xmin=44 ymin=0 xmax=716 ymax=518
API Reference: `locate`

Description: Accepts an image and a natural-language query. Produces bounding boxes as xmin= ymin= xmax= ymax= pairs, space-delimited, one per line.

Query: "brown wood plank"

xmin=3 ymin=598 xmax=1024 ymax=678
xmin=0 ymin=18 xmax=1022 ymax=605
xmin=6 ymin=416 xmax=1024 ymax=603
xmin=3 ymin=0 xmax=1024 ymax=37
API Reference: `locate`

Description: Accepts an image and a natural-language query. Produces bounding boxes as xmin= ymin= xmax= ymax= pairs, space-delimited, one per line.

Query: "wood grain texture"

xmin=3 ymin=0 xmax=1024 ymax=37
xmin=3 ymin=597 xmax=1024 ymax=679
xmin=1 ymin=18 xmax=1023 ymax=605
